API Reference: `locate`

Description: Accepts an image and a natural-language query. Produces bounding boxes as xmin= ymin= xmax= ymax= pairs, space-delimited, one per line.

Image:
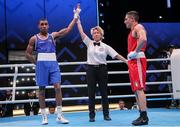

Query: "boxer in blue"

xmin=25 ymin=4 xmax=81 ymax=125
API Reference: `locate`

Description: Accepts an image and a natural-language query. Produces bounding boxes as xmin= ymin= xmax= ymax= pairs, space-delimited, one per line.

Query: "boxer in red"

xmin=124 ymin=11 xmax=149 ymax=126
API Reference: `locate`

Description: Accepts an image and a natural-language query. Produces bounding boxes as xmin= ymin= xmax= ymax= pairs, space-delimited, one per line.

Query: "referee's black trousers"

xmin=86 ymin=64 xmax=109 ymax=118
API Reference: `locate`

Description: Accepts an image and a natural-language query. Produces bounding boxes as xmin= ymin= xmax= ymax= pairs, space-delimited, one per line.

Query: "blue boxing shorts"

xmin=35 ymin=61 xmax=61 ymax=86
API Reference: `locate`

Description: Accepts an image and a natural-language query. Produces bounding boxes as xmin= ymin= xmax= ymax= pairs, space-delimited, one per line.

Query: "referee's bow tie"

xmin=93 ymin=42 xmax=100 ymax=46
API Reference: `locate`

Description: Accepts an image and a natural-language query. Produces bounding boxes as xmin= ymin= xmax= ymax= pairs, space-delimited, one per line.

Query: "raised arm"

xmin=25 ymin=36 xmax=36 ymax=64
xmin=51 ymin=4 xmax=81 ymax=39
xmin=51 ymin=18 xmax=78 ymax=39
xmin=76 ymin=20 xmax=87 ymax=40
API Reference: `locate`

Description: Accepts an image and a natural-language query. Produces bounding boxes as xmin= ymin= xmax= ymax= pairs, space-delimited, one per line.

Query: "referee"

xmin=76 ymin=19 xmax=127 ymax=122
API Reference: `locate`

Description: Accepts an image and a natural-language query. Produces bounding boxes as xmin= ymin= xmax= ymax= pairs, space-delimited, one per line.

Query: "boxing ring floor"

xmin=0 ymin=108 xmax=180 ymax=127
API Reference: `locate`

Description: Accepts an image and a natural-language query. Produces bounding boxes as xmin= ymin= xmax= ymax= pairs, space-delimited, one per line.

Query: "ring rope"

xmin=0 ymin=58 xmax=172 ymax=104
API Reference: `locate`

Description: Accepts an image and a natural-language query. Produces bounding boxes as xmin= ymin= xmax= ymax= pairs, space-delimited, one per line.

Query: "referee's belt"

xmin=88 ymin=64 xmax=106 ymax=68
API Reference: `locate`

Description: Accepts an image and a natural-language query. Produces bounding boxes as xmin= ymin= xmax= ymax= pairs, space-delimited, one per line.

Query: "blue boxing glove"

xmin=128 ymin=51 xmax=138 ymax=60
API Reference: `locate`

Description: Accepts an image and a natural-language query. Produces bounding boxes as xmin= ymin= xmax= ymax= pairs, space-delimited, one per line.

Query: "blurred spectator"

xmin=1 ymin=90 xmax=14 ymax=117
xmin=117 ymin=100 xmax=128 ymax=110
xmin=0 ymin=90 xmax=5 ymax=117
xmin=0 ymin=105 xmax=3 ymax=117
xmin=48 ymin=102 xmax=56 ymax=114
xmin=24 ymin=90 xmax=39 ymax=116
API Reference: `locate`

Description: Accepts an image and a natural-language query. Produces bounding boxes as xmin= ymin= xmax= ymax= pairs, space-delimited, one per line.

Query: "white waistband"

xmin=128 ymin=52 xmax=146 ymax=60
xmin=37 ymin=53 xmax=57 ymax=61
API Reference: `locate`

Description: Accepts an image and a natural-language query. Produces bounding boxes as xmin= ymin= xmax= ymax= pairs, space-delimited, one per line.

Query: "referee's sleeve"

xmin=83 ymin=36 xmax=92 ymax=47
xmin=106 ymin=45 xmax=118 ymax=59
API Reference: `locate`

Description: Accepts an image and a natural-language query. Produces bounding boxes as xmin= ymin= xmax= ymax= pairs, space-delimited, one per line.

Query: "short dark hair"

xmin=38 ymin=18 xmax=48 ymax=24
xmin=168 ymin=44 xmax=176 ymax=49
xmin=119 ymin=99 xmax=125 ymax=103
xmin=126 ymin=11 xmax=139 ymax=22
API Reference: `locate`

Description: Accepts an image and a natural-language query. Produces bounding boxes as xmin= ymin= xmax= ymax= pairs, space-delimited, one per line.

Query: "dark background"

xmin=98 ymin=0 xmax=180 ymax=57
xmin=0 ymin=0 xmax=180 ymax=108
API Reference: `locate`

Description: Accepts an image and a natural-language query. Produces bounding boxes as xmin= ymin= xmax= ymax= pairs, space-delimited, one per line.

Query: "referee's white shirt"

xmin=83 ymin=36 xmax=118 ymax=65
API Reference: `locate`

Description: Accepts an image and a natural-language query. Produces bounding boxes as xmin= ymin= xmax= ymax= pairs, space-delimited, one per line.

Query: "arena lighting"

xmin=159 ymin=16 xmax=163 ymax=19
xmin=99 ymin=13 xmax=103 ymax=17
xmin=98 ymin=1 xmax=106 ymax=26
xmin=21 ymin=78 xmax=25 ymax=81
xmin=167 ymin=0 xmax=171 ymax=8
xmin=26 ymin=68 xmax=30 ymax=72
xmin=100 ymin=3 xmax=104 ymax=7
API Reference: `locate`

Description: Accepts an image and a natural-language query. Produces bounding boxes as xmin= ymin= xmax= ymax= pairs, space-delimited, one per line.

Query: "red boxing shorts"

xmin=128 ymin=58 xmax=147 ymax=92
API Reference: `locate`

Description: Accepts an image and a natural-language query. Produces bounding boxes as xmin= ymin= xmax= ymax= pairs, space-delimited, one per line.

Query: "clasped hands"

xmin=73 ymin=4 xmax=81 ymax=19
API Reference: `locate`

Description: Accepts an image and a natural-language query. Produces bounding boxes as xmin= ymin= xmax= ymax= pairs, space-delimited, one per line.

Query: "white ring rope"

xmin=0 ymin=58 xmax=172 ymax=104
xmin=0 ymin=58 xmax=170 ymax=68
xmin=0 ymin=69 xmax=171 ymax=77
xmin=0 ymin=81 xmax=172 ymax=90
xmin=0 ymin=93 xmax=173 ymax=104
